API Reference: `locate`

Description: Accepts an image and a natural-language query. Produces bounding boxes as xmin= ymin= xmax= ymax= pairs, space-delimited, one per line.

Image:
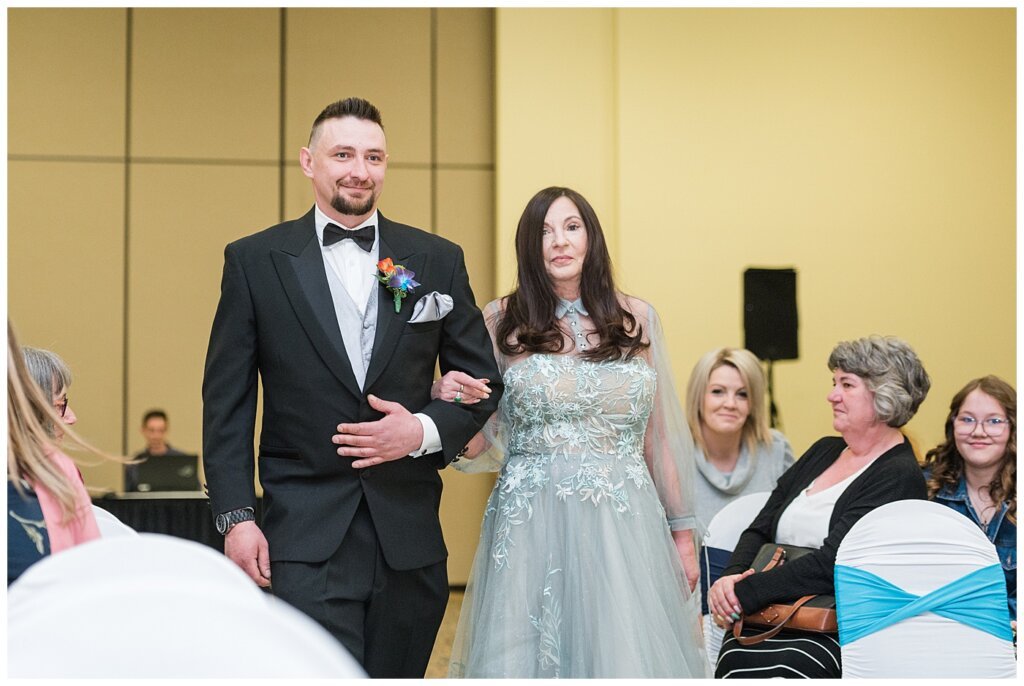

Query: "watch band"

xmin=216 ymin=506 xmax=255 ymax=535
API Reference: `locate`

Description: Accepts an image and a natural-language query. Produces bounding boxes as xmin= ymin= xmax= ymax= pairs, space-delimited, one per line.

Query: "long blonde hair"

xmin=8 ymin=321 xmax=112 ymax=521
xmin=685 ymin=347 xmax=772 ymax=455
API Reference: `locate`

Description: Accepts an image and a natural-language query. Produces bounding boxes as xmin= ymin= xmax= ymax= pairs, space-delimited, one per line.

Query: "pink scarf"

xmin=34 ymin=448 xmax=100 ymax=553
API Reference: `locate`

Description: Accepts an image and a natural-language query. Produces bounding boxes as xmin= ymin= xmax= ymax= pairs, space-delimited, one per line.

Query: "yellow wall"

xmin=496 ymin=7 xmax=1015 ymax=457
xmin=495 ymin=8 xmax=620 ymax=288
xmin=7 ymin=7 xmax=496 ymax=584
xmin=8 ymin=7 xmax=1018 ymax=583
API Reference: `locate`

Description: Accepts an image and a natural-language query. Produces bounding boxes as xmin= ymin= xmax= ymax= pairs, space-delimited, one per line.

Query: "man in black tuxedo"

xmin=202 ymin=97 xmax=502 ymax=677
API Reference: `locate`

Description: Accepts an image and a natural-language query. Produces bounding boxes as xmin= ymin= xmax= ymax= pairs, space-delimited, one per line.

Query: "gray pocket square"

xmin=409 ymin=291 xmax=454 ymax=324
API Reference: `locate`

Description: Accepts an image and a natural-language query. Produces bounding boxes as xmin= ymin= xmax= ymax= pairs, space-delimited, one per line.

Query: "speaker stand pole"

xmin=767 ymin=359 xmax=779 ymax=429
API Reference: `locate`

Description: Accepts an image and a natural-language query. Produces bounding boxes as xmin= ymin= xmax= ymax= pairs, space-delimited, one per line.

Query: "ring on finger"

xmin=459 ymin=383 xmax=464 ymax=394
xmin=455 ymin=392 xmax=463 ymax=404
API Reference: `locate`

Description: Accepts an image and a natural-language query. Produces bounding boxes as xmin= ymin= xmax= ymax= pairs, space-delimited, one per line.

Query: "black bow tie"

xmin=323 ymin=223 xmax=375 ymax=252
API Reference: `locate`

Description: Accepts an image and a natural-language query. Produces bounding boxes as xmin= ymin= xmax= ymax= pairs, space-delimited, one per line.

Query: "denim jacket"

xmin=928 ymin=472 xmax=1016 ymax=620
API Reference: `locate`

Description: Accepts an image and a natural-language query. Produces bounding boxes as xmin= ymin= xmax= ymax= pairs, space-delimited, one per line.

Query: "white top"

xmin=775 ymin=460 xmax=873 ymax=548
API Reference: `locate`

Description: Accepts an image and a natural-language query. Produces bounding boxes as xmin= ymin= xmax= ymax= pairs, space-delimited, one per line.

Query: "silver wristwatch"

xmin=215 ymin=506 xmax=255 ymax=535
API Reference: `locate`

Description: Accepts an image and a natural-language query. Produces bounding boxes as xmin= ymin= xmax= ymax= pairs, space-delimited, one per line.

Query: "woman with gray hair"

xmin=21 ymin=345 xmax=77 ymax=438
xmin=709 ymin=335 xmax=930 ymax=678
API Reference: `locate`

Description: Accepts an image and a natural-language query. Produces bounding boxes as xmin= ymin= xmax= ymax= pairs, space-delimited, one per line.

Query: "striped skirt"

xmin=715 ymin=627 xmax=841 ymax=679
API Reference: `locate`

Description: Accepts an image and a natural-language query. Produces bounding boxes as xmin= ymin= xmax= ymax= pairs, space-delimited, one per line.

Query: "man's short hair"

xmin=142 ymin=409 xmax=168 ymax=426
xmin=308 ymin=97 xmax=384 ymax=145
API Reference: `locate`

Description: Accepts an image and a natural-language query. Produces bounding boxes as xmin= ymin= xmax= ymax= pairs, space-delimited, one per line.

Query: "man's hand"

xmin=224 ymin=521 xmax=271 ymax=588
xmin=334 ymin=394 xmax=425 ymax=468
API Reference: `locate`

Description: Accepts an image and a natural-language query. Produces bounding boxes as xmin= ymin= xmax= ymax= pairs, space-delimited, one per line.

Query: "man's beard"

xmin=331 ymin=188 xmax=377 ymax=216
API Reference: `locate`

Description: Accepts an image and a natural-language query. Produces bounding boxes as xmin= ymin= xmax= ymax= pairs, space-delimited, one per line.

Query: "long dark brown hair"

xmin=496 ymin=186 xmax=648 ymax=362
xmin=924 ymin=375 xmax=1016 ymax=524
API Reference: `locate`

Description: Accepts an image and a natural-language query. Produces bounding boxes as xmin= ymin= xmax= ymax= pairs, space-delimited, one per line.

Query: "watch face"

xmin=216 ymin=513 xmax=228 ymax=534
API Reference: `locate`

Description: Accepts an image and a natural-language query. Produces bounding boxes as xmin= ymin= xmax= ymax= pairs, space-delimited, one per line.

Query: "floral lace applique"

xmin=488 ymin=354 xmax=656 ymax=570
xmin=528 ymin=562 xmax=563 ymax=676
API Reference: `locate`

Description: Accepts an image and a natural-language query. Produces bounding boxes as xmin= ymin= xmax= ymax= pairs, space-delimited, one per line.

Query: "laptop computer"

xmin=133 ymin=454 xmax=201 ymax=493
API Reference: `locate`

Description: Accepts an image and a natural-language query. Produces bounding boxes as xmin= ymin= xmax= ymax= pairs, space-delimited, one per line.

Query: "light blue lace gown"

xmin=448 ymin=298 xmax=709 ymax=678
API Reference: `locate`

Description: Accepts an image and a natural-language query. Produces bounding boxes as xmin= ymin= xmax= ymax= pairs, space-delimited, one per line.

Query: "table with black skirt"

xmin=93 ymin=492 xmax=262 ymax=551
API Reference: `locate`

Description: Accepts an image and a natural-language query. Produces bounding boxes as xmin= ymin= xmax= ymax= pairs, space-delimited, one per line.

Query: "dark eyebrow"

xmin=326 ymin=144 xmax=385 ymax=153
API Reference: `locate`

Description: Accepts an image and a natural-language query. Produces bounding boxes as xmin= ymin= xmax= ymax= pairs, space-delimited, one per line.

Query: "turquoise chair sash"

xmin=834 ymin=563 xmax=1013 ymax=645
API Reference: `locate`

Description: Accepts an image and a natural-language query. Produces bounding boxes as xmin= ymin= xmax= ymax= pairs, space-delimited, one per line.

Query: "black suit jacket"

xmin=202 ymin=208 xmax=502 ymax=570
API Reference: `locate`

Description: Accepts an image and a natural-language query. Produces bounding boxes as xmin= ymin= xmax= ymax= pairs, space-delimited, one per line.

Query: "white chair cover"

xmin=835 ymin=499 xmax=1016 ymax=679
xmin=91 ymin=504 xmax=138 ymax=537
xmin=8 ymin=533 xmax=365 ymax=678
xmin=700 ymin=491 xmax=772 ymax=670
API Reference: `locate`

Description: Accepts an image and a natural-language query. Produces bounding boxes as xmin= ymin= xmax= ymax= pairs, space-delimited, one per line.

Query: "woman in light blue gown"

xmin=435 ymin=187 xmax=709 ymax=678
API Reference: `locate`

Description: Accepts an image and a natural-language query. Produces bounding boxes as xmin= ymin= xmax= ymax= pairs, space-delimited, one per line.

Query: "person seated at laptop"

xmin=124 ymin=410 xmax=194 ymax=492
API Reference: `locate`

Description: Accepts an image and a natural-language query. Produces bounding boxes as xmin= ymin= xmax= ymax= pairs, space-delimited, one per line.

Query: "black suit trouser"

xmin=269 ymin=497 xmax=449 ymax=678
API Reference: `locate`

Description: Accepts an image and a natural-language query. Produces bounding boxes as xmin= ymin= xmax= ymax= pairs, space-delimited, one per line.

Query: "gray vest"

xmin=322 ymin=261 xmax=377 ymax=390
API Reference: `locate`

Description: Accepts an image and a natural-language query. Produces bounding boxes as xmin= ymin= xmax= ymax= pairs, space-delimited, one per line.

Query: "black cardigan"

xmin=722 ymin=435 xmax=927 ymax=614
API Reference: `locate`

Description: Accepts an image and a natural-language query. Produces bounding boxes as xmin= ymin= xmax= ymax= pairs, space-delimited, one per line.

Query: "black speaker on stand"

xmin=743 ymin=268 xmax=799 ymax=429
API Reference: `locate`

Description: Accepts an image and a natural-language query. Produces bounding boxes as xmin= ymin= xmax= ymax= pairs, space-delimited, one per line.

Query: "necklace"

xmin=967 ymin=483 xmax=997 ymax=527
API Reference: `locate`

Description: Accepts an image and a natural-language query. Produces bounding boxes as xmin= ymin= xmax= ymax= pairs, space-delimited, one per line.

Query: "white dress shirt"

xmin=314 ymin=205 xmax=377 ymax=315
xmin=313 ymin=204 xmax=441 ymax=457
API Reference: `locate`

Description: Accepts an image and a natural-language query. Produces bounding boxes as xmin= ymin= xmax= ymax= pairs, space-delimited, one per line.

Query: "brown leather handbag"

xmin=732 ymin=544 xmax=838 ymax=646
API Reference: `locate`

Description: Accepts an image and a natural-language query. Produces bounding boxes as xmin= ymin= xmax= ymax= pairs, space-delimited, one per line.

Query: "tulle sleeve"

xmin=451 ymin=299 xmax=510 ymax=474
xmin=638 ymin=302 xmax=698 ymax=532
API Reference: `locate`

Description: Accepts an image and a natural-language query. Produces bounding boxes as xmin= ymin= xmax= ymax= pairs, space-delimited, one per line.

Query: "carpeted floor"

xmin=425 ymin=589 xmax=464 ymax=678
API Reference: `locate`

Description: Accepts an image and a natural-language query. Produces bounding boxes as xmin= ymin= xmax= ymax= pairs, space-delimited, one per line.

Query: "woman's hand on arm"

xmin=707 ymin=569 xmax=755 ymax=628
xmin=431 ymin=370 xmax=491 ymax=405
xmin=432 ymin=371 xmax=494 ymax=460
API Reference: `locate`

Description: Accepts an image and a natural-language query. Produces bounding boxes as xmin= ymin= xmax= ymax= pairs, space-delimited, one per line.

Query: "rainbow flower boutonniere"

xmin=376 ymin=257 xmax=420 ymax=313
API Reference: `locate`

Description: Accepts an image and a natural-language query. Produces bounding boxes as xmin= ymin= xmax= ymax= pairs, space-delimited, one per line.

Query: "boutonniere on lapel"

xmin=376 ymin=257 xmax=420 ymax=313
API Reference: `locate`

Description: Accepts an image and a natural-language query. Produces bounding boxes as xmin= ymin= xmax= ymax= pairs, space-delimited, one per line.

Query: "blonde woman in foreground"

xmin=8 ymin=321 xmax=104 ymax=584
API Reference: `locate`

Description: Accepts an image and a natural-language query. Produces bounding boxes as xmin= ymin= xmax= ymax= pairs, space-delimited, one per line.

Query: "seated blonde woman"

xmin=685 ymin=347 xmax=793 ymax=537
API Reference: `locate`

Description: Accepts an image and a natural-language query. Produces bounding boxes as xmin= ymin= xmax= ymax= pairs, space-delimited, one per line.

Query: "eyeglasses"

xmin=54 ymin=395 xmax=69 ymax=418
xmin=953 ymin=415 xmax=1009 ymax=437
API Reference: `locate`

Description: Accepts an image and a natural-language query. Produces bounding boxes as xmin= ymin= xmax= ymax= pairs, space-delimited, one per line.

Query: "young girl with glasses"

xmin=924 ymin=375 xmax=1016 ymax=624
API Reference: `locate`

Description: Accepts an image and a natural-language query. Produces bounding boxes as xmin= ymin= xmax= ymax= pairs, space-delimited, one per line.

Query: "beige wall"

xmin=496 ymin=7 xmax=1015 ymax=457
xmin=8 ymin=7 xmax=1017 ymax=584
xmin=8 ymin=7 xmax=496 ymax=584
